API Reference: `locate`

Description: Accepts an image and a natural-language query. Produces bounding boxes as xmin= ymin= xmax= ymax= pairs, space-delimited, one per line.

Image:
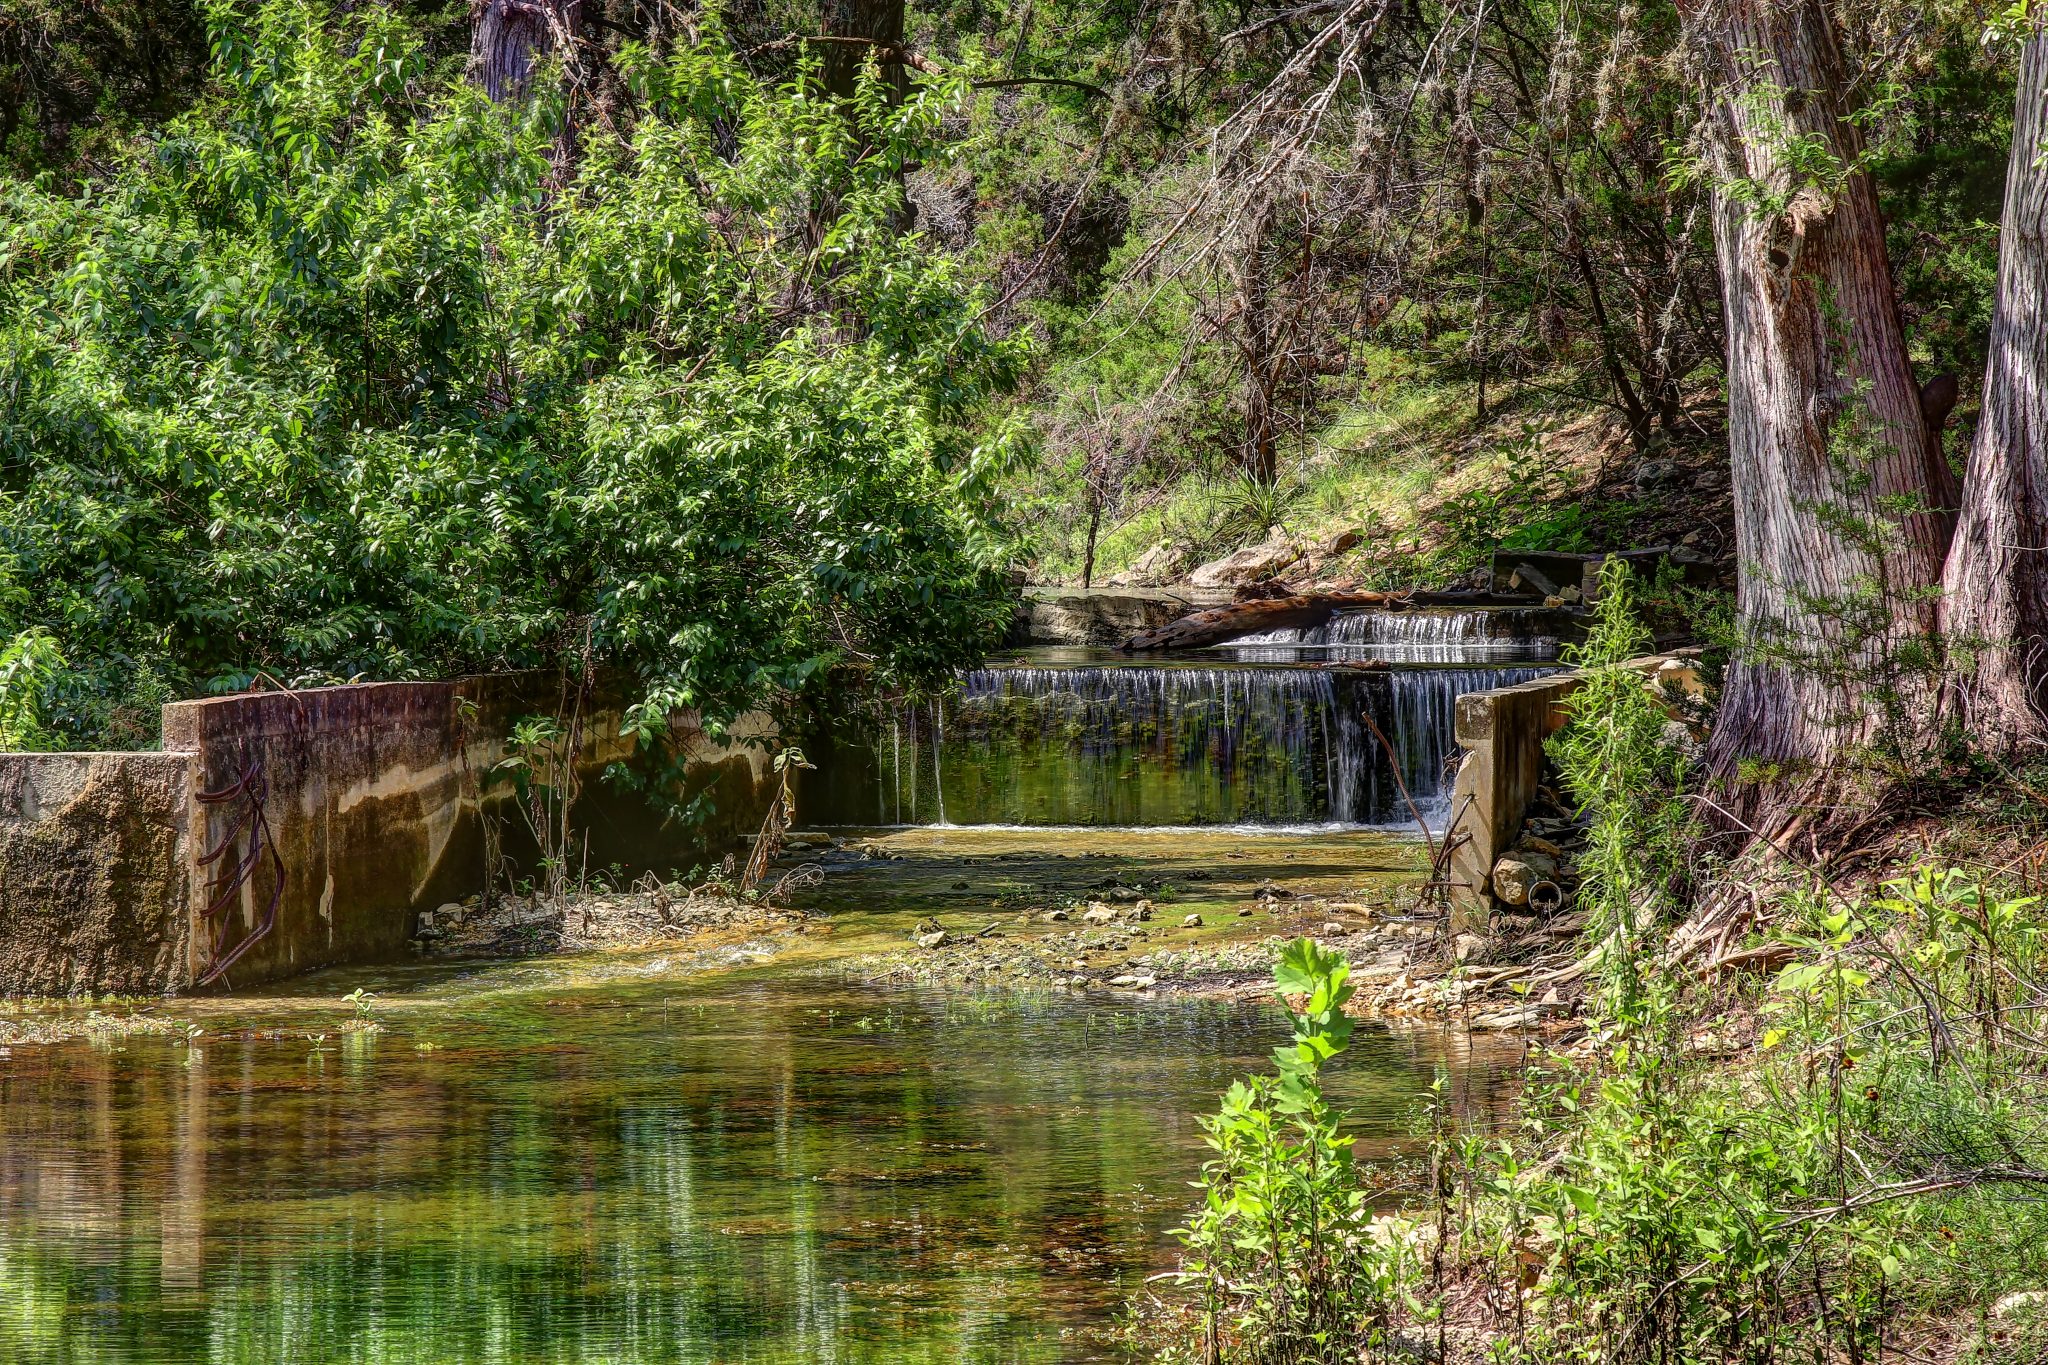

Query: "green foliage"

xmin=0 ymin=627 xmax=65 ymax=749
xmin=1549 ymin=562 xmax=1695 ymax=1014
xmin=0 ymin=1 xmax=1027 ymax=747
xmin=1163 ymin=939 xmax=1417 ymax=1364
xmin=1445 ymin=858 xmax=2048 ymax=1363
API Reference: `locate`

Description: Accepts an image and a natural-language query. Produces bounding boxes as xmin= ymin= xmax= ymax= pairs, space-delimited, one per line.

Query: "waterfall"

xmin=808 ymin=661 xmax=1556 ymax=829
xmin=1230 ymin=608 xmax=1559 ymax=662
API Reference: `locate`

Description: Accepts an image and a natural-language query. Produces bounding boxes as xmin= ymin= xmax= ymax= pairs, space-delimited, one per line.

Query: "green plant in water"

xmin=1165 ymin=939 xmax=1413 ymax=1364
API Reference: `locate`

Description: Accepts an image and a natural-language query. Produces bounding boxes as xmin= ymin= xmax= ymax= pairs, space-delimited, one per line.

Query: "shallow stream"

xmin=0 ymin=831 xmax=1522 ymax=1365
xmin=0 ymin=607 xmax=1555 ymax=1362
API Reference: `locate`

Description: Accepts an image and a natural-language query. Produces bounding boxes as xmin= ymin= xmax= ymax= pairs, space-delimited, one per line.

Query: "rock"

xmin=1452 ymin=933 xmax=1486 ymax=963
xmin=1993 ymin=1290 xmax=2048 ymax=1320
xmin=1237 ymin=906 xmax=1254 ymax=917
xmin=1254 ymin=883 xmax=1293 ymax=900
xmin=1634 ymin=458 xmax=1681 ymax=486
xmin=1081 ymin=903 xmax=1117 ymax=925
xmin=1658 ymin=719 xmax=1704 ymax=765
xmin=1321 ymin=528 xmax=1362 ymax=557
xmin=915 ymin=930 xmax=948 ymax=949
xmin=1470 ymin=1007 xmax=1542 ymax=1031
xmin=1109 ymin=973 xmax=1159 ymax=989
xmin=951 ymin=880 xmax=970 ymax=891
xmin=1187 ymin=531 xmax=1303 ymax=589
xmin=1129 ymin=899 xmax=1154 ymax=921
xmin=1322 ymin=922 xmax=1347 ymax=937
xmin=1543 ymin=595 xmax=1566 ymax=609
xmin=1556 ymin=584 xmax=1581 ymax=604
xmin=1042 ymin=908 xmax=1071 ymax=923
xmin=1108 ymin=541 xmax=1178 ymax=588
xmin=1492 ymin=855 xmax=1558 ymax=907
xmin=1653 ymin=657 xmax=1706 ymax=699
xmin=1182 ymin=914 xmax=1203 ymax=928
xmin=1518 ymin=835 xmax=1565 ymax=858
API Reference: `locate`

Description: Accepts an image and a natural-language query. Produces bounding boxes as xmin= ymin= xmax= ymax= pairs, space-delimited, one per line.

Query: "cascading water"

xmin=1230 ymin=607 xmax=1560 ymax=662
xmin=807 ymin=654 xmax=1557 ymax=829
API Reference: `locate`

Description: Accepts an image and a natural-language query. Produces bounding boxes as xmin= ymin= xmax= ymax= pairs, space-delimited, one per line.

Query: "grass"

xmin=1033 ymin=362 xmax=1645 ymax=588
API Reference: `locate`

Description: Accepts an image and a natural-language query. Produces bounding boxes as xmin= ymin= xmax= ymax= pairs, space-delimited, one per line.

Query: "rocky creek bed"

xmin=1 ymin=823 xmax=1585 ymax=1052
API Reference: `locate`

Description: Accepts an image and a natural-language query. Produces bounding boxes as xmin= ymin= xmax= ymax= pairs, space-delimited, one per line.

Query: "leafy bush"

xmin=1548 ymin=560 xmax=1697 ymax=1012
xmin=1159 ymin=938 xmax=1417 ymax=1364
xmin=0 ymin=1 xmax=1027 ymax=748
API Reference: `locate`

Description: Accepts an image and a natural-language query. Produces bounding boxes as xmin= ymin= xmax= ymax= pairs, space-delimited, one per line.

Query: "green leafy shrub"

xmin=1548 ymin=560 xmax=1696 ymax=1012
xmin=1160 ymin=938 xmax=1417 ymax=1364
xmin=0 ymin=627 xmax=64 ymax=749
xmin=0 ymin=0 xmax=1027 ymax=748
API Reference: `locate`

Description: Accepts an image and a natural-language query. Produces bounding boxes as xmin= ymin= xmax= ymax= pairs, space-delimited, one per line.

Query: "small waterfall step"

xmin=1229 ymin=606 xmax=1565 ymax=662
xmin=805 ymin=655 xmax=1561 ymax=830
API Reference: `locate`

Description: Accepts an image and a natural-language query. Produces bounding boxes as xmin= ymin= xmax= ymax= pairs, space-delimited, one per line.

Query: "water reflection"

xmin=0 ymin=977 xmax=1519 ymax=1363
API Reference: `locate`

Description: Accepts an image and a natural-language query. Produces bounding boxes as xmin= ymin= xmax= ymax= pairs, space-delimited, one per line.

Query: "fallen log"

xmin=1120 ymin=590 xmax=1413 ymax=651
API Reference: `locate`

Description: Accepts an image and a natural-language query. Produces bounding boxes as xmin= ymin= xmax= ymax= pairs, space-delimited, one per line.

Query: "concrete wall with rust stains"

xmin=0 ymin=752 xmax=195 ymax=995
xmin=159 ymin=674 xmax=778 ymax=991
xmin=0 ymin=675 xmax=776 ymax=996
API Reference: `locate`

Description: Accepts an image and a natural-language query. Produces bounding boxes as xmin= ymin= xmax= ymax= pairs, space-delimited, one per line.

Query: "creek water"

xmin=0 ymin=610 xmax=1550 ymax=1363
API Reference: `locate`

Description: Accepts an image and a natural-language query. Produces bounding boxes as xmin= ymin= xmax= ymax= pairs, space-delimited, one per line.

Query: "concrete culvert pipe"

xmin=1527 ymin=880 xmax=1566 ymax=915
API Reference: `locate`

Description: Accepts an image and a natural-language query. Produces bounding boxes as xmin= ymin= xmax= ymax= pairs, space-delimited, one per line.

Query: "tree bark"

xmin=471 ymin=0 xmax=580 ymax=103
xmin=820 ymin=0 xmax=907 ymax=105
xmin=1679 ymin=0 xmax=1947 ymax=785
xmin=1941 ymin=18 xmax=2048 ymax=753
xmin=1235 ymin=200 xmax=1283 ymax=486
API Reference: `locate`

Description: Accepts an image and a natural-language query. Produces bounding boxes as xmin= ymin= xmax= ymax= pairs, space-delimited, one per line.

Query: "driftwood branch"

xmin=1120 ymin=590 xmax=1412 ymax=651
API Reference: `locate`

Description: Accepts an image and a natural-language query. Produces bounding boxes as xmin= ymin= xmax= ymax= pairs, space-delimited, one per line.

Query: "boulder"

xmin=1081 ymin=903 xmax=1118 ymax=925
xmin=1492 ymin=854 xmax=1558 ymax=907
xmin=1181 ymin=913 xmax=1203 ymax=928
xmin=1188 ymin=532 xmax=1302 ymax=589
xmin=1108 ymin=542 xmax=1179 ymax=587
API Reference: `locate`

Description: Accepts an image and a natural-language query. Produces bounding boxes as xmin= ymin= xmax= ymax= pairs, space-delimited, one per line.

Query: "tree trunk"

xmin=472 ymin=0 xmax=579 ymax=102
xmin=1237 ymin=203 xmax=1282 ymax=486
xmin=1680 ymin=0 xmax=1947 ymax=786
xmin=820 ymin=0 xmax=907 ymax=105
xmin=1122 ymin=592 xmax=1415 ymax=652
xmin=1941 ymin=17 xmax=2048 ymax=753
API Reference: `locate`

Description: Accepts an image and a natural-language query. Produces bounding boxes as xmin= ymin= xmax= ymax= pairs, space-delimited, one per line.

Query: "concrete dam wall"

xmin=0 ymin=675 xmax=776 ymax=996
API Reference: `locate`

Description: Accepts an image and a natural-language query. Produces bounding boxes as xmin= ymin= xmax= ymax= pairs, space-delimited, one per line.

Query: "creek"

xmin=0 ymin=608 xmax=1557 ymax=1363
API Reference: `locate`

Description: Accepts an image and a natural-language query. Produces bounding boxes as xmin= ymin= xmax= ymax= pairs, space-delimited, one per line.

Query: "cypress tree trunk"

xmin=1678 ymin=0 xmax=1947 ymax=786
xmin=472 ymin=0 xmax=580 ymax=103
xmin=1941 ymin=18 xmax=2048 ymax=753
